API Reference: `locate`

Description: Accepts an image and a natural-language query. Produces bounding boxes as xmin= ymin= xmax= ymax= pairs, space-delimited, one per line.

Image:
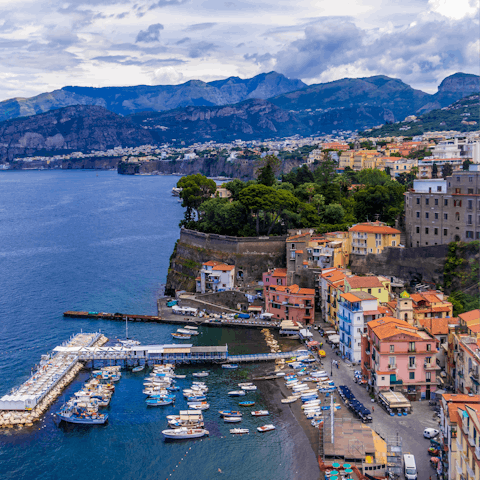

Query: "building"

xmin=262 ymin=268 xmax=288 ymax=287
xmin=417 ymin=158 xmax=464 ymax=179
xmin=349 ymin=222 xmax=402 ymax=255
xmin=362 ymin=317 xmax=439 ymax=399
xmin=263 ymin=283 xmax=315 ymax=325
xmin=384 ymin=158 xmax=418 ymax=177
xmin=318 ymin=268 xmax=351 ymax=329
xmin=196 ymin=261 xmax=235 ymax=294
xmin=404 ymin=164 xmax=480 ymax=246
xmin=344 ymin=275 xmax=391 ymax=303
xmin=338 ymin=291 xmax=382 ymax=362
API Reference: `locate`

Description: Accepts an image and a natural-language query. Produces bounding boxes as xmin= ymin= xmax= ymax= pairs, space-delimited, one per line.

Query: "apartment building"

xmin=344 ymin=275 xmax=391 ymax=303
xmin=362 ymin=316 xmax=438 ymax=399
xmin=196 ymin=261 xmax=235 ymax=293
xmin=405 ymin=165 xmax=480 ymax=246
xmin=349 ymin=222 xmax=402 ymax=255
xmin=262 ymin=268 xmax=288 ymax=287
xmin=318 ymin=268 xmax=350 ymax=329
xmin=453 ymin=403 xmax=480 ymax=480
xmin=417 ymin=158 xmax=464 ymax=179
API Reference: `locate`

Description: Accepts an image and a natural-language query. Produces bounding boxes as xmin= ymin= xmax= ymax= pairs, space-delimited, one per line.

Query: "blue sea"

xmin=0 ymin=171 xmax=299 ymax=480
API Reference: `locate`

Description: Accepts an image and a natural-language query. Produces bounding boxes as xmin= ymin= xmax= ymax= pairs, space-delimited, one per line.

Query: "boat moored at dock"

xmin=162 ymin=427 xmax=209 ymax=440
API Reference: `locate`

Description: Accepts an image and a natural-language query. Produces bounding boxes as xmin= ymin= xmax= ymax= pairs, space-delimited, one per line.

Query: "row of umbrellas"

xmin=326 ymin=462 xmax=354 ymax=479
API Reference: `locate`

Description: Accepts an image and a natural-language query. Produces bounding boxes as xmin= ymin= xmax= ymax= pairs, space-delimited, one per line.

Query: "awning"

xmin=307 ymin=341 xmax=320 ymax=346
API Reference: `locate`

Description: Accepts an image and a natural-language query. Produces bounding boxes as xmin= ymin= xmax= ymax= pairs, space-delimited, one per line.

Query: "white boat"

xmin=251 ymin=410 xmax=269 ymax=416
xmin=192 ymin=371 xmax=209 ymax=377
xmin=281 ymin=397 xmax=298 ymax=404
xmin=224 ymin=416 xmax=242 ymax=423
xmin=132 ymin=365 xmax=145 ymax=373
xmin=183 ymin=325 xmax=198 ymax=330
xmin=275 ymin=372 xmax=286 ymax=376
xmin=238 ymin=383 xmax=253 ymax=387
xmin=162 ymin=427 xmax=208 ymax=439
xmin=228 ymin=390 xmax=246 ymax=397
xmin=177 ymin=328 xmax=199 ymax=335
xmin=171 ymin=332 xmax=191 ymax=339
xmin=257 ymin=424 xmax=275 ymax=433
xmin=222 ymin=364 xmax=238 ymax=369
xmin=241 ymin=385 xmax=257 ymax=391
xmin=189 ymin=403 xmax=209 ymax=410
xmin=230 ymin=428 xmax=249 ymax=434
xmin=174 ymin=374 xmax=186 ymax=379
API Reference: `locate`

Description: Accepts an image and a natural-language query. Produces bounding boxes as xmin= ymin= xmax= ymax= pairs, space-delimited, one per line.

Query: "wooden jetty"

xmin=63 ymin=311 xmax=281 ymax=330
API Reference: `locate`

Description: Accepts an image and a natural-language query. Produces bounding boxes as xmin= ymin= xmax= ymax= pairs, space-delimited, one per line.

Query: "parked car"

xmin=423 ymin=428 xmax=439 ymax=438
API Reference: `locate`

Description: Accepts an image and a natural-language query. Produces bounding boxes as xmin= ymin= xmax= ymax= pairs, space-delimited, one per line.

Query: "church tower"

xmin=397 ymin=291 xmax=414 ymax=325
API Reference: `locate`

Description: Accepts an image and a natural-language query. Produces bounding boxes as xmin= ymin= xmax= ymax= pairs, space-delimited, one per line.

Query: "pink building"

xmin=362 ymin=316 xmax=439 ymax=400
xmin=263 ymin=283 xmax=315 ymax=325
xmin=262 ymin=268 xmax=288 ymax=287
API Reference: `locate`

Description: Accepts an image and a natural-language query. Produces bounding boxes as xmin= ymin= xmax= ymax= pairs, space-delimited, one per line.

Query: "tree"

xmin=196 ymin=199 xmax=251 ymax=236
xmin=238 ymin=184 xmax=273 ymax=235
xmin=295 ymin=182 xmax=319 ymax=203
xmin=442 ymin=163 xmax=453 ymax=179
xmin=314 ymin=158 xmax=337 ymax=186
xmin=177 ymin=174 xmax=217 ymax=224
xmin=257 ymin=163 xmax=276 ymax=186
xmin=385 ymin=166 xmax=391 ymax=177
xmin=432 ymin=162 xmax=438 ymax=179
xmin=224 ymin=179 xmax=247 ymax=201
xmin=323 ymin=204 xmax=345 ymax=224
xmin=296 ymin=164 xmax=314 ymax=184
xmin=356 ymin=169 xmax=391 ymax=186
xmin=353 ymin=183 xmax=405 ymax=223
xmin=463 ymin=159 xmax=472 ymax=171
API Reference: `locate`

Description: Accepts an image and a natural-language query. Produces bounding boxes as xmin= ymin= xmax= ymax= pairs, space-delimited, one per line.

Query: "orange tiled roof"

xmin=468 ymin=324 xmax=480 ymax=333
xmin=321 ymin=270 xmax=347 ymax=283
xmin=272 ymin=284 xmax=315 ymax=296
xmin=341 ymin=292 xmax=363 ymax=302
xmin=270 ymin=268 xmax=287 ymax=277
xmin=442 ymin=393 xmax=480 ymax=403
xmin=418 ymin=317 xmax=452 ymax=335
xmin=212 ymin=264 xmax=235 ymax=271
xmin=203 ymin=260 xmax=220 ymax=266
xmin=347 ymin=276 xmax=383 ymax=289
xmin=459 ymin=309 xmax=480 ymax=324
xmin=349 ymin=223 xmax=401 ymax=234
xmin=379 ymin=305 xmax=393 ymax=315
xmin=368 ymin=316 xmax=421 ymax=340
xmin=286 ymin=233 xmax=310 ymax=241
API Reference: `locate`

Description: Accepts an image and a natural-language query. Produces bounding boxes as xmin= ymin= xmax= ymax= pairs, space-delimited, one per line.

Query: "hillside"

xmin=0 ymin=105 xmax=155 ymax=161
xmin=361 ymin=94 xmax=480 ymax=137
xmin=0 ymin=72 xmax=305 ymax=122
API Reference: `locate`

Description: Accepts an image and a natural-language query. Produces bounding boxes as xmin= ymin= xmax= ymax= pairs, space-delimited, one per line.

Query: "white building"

xmin=338 ymin=291 xmax=380 ymax=363
xmin=410 ymin=178 xmax=447 ymax=193
xmin=196 ymin=261 xmax=235 ymax=294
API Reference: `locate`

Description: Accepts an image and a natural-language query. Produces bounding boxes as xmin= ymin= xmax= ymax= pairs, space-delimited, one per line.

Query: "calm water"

xmin=0 ymin=171 xmax=296 ymax=480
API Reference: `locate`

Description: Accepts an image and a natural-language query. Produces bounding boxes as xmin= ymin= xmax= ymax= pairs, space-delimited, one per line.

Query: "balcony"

xmin=408 ymin=364 xmax=417 ymax=370
xmin=456 ymin=461 xmax=463 ymax=476
xmin=364 ymin=362 xmax=371 ymax=371
xmin=390 ymin=379 xmax=403 ymax=385
xmin=466 ymin=464 xmax=475 ymax=478
xmin=463 ymin=422 xmax=469 ymax=435
xmin=475 ymin=445 xmax=480 ymax=461
xmin=457 ymin=437 xmax=463 ymax=451
xmin=388 ymin=364 xmax=397 ymax=370
xmin=468 ymin=435 xmax=475 ymax=447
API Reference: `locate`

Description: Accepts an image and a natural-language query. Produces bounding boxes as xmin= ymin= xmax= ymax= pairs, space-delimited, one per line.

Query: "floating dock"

xmin=63 ymin=311 xmax=281 ymax=329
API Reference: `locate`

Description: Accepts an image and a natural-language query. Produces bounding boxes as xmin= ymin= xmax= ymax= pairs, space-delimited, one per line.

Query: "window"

xmin=457 ymin=176 xmax=460 ymax=182
xmin=468 ymin=215 xmax=473 ymax=225
xmin=291 ymin=243 xmax=295 ymax=250
xmin=425 ymin=212 xmax=429 ymax=219
xmin=468 ymin=200 xmax=473 ymax=209
xmin=468 ymin=189 xmax=474 ymax=194
xmin=265 ymin=278 xmax=269 ymax=283
xmin=455 ymin=188 xmax=461 ymax=194
xmin=477 ymin=232 xmax=480 ymax=240
xmin=444 ymin=213 xmax=448 ymax=220
xmin=466 ymin=231 xmax=474 ymax=239
xmin=425 ymin=198 xmax=429 ymax=205
xmin=409 ymin=342 xmax=416 ymax=352
xmin=435 ymin=199 xmax=438 ymax=206
xmin=416 ymin=211 xmax=420 ymax=218
xmin=426 ymin=372 xmax=431 ymax=382
xmin=437 ymin=186 xmax=442 ymax=192
xmin=416 ymin=227 xmax=420 ymax=234
xmin=409 ymin=372 xmax=415 ymax=380
xmin=368 ymin=288 xmax=372 ymax=294
xmin=435 ymin=213 xmax=438 ymax=219
xmin=425 ymin=227 xmax=429 ymax=234
xmin=469 ymin=177 xmax=473 ymax=182
xmin=390 ymin=345 xmax=394 ymax=353
xmin=416 ymin=197 xmax=420 ymax=205
xmin=409 ymin=356 xmax=416 ymax=367
xmin=444 ymin=199 xmax=448 ymax=206
xmin=427 ymin=344 xmax=431 ymax=352
xmin=389 ymin=356 xmax=396 ymax=367
xmin=434 ymin=228 xmax=438 ymax=235
xmin=378 ymin=289 xmax=381 ymax=293
xmin=454 ymin=200 xmax=462 ymax=207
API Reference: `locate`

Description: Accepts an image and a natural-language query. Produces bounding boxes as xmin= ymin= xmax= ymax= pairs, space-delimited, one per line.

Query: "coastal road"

xmin=310 ymin=327 xmax=436 ymax=479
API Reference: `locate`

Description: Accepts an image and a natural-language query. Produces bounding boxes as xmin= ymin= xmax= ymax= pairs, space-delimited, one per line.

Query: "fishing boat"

xmin=174 ymin=374 xmax=186 ymax=379
xmin=55 ymin=405 xmax=108 ymax=425
xmin=184 ymin=395 xmax=206 ymax=402
xmin=238 ymin=382 xmax=253 ymax=387
xmin=171 ymin=333 xmax=191 ymax=339
xmin=230 ymin=428 xmax=249 ymax=434
xmin=251 ymin=410 xmax=269 ymax=416
xmin=132 ymin=365 xmax=145 ymax=373
xmin=183 ymin=325 xmax=198 ymax=330
xmin=219 ymin=410 xmax=242 ymax=417
xmin=275 ymin=372 xmax=286 ymax=376
xmin=257 ymin=424 xmax=275 ymax=432
xmin=188 ymin=403 xmax=209 ymax=410
xmin=192 ymin=371 xmax=209 ymax=377
xmin=177 ymin=328 xmax=199 ymax=336
xmin=228 ymin=390 xmax=246 ymax=397
xmin=281 ymin=397 xmax=298 ymax=404
xmin=162 ymin=428 xmax=209 ymax=440
xmin=222 ymin=364 xmax=238 ymax=369
xmin=167 ymin=385 xmax=180 ymax=391
xmin=241 ymin=385 xmax=257 ymax=391
xmin=146 ymin=397 xmax=174 ymax=406
xmin=224 ymin=416 xmax=242 ymax=423
xmin=167 ymin=411 xmax=203 ymax=422
xmin=239 ymin=401 xmax=255 ymax=407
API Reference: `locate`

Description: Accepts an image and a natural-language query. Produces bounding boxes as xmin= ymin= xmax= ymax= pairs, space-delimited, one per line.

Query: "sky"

xmin=0 ymin=0 xmax=478 ymax=100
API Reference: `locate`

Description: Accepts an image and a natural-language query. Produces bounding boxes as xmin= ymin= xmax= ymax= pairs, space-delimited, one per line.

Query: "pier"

xmin=63 ymin=310 xmax=281 ymax=330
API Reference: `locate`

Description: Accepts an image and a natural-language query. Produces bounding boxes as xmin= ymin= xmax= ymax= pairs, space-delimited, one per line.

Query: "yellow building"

xmin=339 ymin=151 xmax=354 ymax=170
xmin=352 ymin=150 xmax=382 ymax=171
xmin=348 ymin=222 xmax=402 ymax=255
xmin=344 ymin=275 xmax=391 ymax=303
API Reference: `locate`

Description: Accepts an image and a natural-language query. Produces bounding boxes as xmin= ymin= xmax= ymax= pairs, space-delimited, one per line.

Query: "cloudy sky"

xmin=0 ymin=0 xmax=478 ymax=100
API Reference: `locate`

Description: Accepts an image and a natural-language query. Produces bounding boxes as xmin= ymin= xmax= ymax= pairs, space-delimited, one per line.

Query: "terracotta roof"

xmin=286 ymin=233 xmax=310 ymax=241
xmin=468 ymin=324 xmax=480 ymax=333
xmin=203 ymin=260 xmax=220 ymax=267
xmin=442 ymin=393 xmax=480 ymax=403
xmin=419 ymin=317 xmax=451 ymax=335
xmin=459 ymin=309 xmax=480 ymax=324
xmin=363 ymin=310 xmax=381 ymax=316
xmin=212 ymin=264 xmax=235 ymax=271
xmin=296 ymin=250 xmax=304 ymax=254
xmin=270 ymin=268 xmax=287 ymax=277
xmin=368 ymin=316 xmax=421 ymax=340
xmin=347 ymin=276 xmax=383 ymax=289
xmin=341 ymin=292 xmax=363 ymax=302
xmin=272 ymin=284 xmax=314 ymax=296
xmin=379 ymin=305 xmax=393 ymax=315
xmin=349 ymin=223 xmax=401 ymax=234
xmin=321 ymin=269 xmax=348 ymax=283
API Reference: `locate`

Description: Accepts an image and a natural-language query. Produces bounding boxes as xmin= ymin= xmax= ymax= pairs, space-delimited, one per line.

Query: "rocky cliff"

xmin=0 ymin=105 xmax=155 ymax=161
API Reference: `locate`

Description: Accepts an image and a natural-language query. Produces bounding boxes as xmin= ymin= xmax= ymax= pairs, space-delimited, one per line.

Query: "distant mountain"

xmin=361 ymin=93 xmax=480 ymax=137
xmin=0 ymin=72 xmax=305 ymax=122
xmin=0 ymin=105 xmax=155 ymax=161
xmin=130 ymin=99 xmax=308 ymax=143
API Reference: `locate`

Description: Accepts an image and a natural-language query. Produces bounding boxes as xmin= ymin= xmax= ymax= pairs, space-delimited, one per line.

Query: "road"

xmin=309 ymin=325 xmax=437 ymax=479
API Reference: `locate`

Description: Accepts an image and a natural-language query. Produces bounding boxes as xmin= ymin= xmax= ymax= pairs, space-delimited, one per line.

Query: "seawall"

xmin=165 ymin=228 xmax=287 ymax=294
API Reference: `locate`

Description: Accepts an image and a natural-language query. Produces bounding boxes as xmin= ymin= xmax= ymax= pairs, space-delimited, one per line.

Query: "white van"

xmin=403 ymin=454 xmax=417 ymax=480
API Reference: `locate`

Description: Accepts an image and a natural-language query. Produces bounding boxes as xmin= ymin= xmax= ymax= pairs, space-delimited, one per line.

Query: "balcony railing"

xmin=463 ymin=422 xmax=469 ymax=435
xmin=408 ymin=364 xmax=416 ymax=369
xmin=468 ymin=435 xmax=475 ymax=447
xmin=390 ymin=379 xmax=403 ymax=385
xmin=388 ymin=364 xmax=397 ymax=370
xmin=456 ymin=437 xmax=462 ymax=451
xmin=466 ymin=464 xmax=475 ymax=478
xmin=475 ymin=445 xmax=480 ymax=461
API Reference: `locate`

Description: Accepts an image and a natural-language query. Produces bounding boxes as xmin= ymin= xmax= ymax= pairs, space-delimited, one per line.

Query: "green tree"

xmin=314 ymin=158 xmax=337 ymax=186
xmin=296 ymin=164 xmax=315 ymax=184
xmin=463 ymin=159 xmax=472 ymax=171
xmin=432 ymin=162 xmax=438 ymax=179
xmin=353 ymin=183 xmax=405 ymax=223
xmin=295 ymin=182 xmax=319 ymax=203
xmin=257 ymin=163 xmax=276 ymax=186
xmin=323 ymin=203 xmax=345 ymax=224
xmin=442 ymin=163 xmax=453 ymax=179
xmin=385 ymin=166 xmax=391 ymax=177
xmin=238 ymin=184 xmax=273 ymax=235
xmin=356 ymin=169 xmax=391 ymax=186
xmin=224 ymin=179 xmax=247 ymax=201
xmin=197 ymin=199 xmax=251 ymax=236
xmin=177 ymin=174 xmax=217 ymax=224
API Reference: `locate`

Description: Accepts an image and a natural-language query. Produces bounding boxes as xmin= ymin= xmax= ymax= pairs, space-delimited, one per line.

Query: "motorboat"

xmin=238 ymin=401 xmax=255 ymax=407
xmin=275 ymin=372 xmax=286 ymax=376
xmin=238 ymin=383 xmax=253 ymax=387
xmin=55 ymin=405 xmax=108 ymax=425
xmin=183 ymin=325 xmax=198 ymax=330
xmin=228 ymin=390 xmax=246 ymax=396
xmin=222 ymin=364 xmax=238 ymax=369
xmin=177 ymin=328 xmax=199 ymax=336
xmin=251 ymin=410 xmax=269 ymax=416
xmin=171 ymin=333 xmax=191 ymax=339
xmin=188 ymin=403 xmax=209 ymax=410
xmin=162 ymin=428 xmax=209 ymax=440
xmin=146 ymin=397 xmax=174 ymax=406
xmin=174 ymin=374 xmax=187 ymax=379
xmin=192 ymin=371 xmax=209 ymax=377
xmin=241 ymin=385 xmax=257 ymax=391
xmin=257 ymin=424 xmax=275 ymax=432
xmin=281 ymin=397 xmax=297 ymax=404
xmin=224 ymin=416 xmax=242 ymax=423
xmin=230 ymin=428 xmax=249 ymax=434
xmin=132 ymin=365 xmax=145 ymax=373
xmin=219 ymin=410 xmax=242 ymax=417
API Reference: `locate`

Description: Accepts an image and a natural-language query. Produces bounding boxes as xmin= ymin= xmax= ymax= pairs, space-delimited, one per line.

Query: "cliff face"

xmin=434 ymin=73 xmax=480 ymax=106
xmin=0 ymin=105 xmax=154 ymax=161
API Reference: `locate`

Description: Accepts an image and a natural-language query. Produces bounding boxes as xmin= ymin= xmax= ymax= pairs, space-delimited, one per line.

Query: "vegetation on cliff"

xmin=177 ymin=156 xmax=406 ymax=236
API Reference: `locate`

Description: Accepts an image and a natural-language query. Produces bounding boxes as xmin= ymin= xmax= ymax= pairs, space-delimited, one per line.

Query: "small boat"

xmin=192 ymin=371 xmax=209 ymax=377
xmin=230 ymin=428 xmax=249 ymax=434
xmin=222 ymin=364 xmax=239 ymax=369
xmin=185 ymin=395 xmax=207 ymax=402
xmin=224 ymin=416 xmax=242 ymax=423
xmin=189 ymin=403 xmax=209 ymax=410
xmin=228 ymin=390 xmax=246 ymax=397
xmin=171 ymin=333 xmax=191 ymax=339
xmin=238 ymin=383 xmax=253 ymax=387
xmin=281 ymin=397 xmax=297 ymax=404
xmin=275 ymin=372 xmax=286 ymax=376
xmin=146 ymin=398 xmax=174 ymax=406
xmin=55 ymin=406 xmax=108 ymax=425
xmin=257 ymin=424 xmax=275 ymax=433
xmin=162 ymin=428 xmax=209 ymax=440
xmin=241 ymin=385 xmax=257 ymax=391
xmin=219 ymin=410 xmax=242 ymax=417
xmin=167 ymin=386 xmax=180 ymax=391
xmin=239 ymin=401 xmax=255 ymax=407
xmin=251 ymin=410 xmax=269 ymax=416
xmin=174 ymin=374 xmax=186 ymax=379
xmin=132 ymin=365 xmax=145 ymax=373
xmin=177 ymin=328 xmax=199 ymax=336
xmin=183 ymin=325 xmax=198 ymax=330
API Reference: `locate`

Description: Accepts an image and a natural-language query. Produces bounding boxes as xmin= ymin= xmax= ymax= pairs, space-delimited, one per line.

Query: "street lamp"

xmin=331 ymin=359 xmax=333 ymax=376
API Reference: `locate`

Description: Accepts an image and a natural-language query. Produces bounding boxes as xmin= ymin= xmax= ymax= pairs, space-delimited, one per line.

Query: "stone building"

xmin=404 ymin=164 xmax=480 ymax=246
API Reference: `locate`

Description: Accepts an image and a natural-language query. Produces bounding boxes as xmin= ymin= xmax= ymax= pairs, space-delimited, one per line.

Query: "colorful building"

xmin=348 ymin=222 xmax=402 ymax=255
xmin=318 ymin=268 xmax=350 ymax=329
xmin=263 ymin=283 xmax=315 ymax=325
xmin=262 ymin=268 xmax=288 ymax=287
xmin=196 ymin=261 xmax=235 ymax=294
xmin=362 ymin=316 xmax=439 ymax=399
xmin=344 ymin=275 xmax=391 ymax=303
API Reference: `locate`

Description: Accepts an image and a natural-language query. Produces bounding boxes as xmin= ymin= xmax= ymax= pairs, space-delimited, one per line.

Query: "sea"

xmin=0 ymin=170 xmax=299 ymax=480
